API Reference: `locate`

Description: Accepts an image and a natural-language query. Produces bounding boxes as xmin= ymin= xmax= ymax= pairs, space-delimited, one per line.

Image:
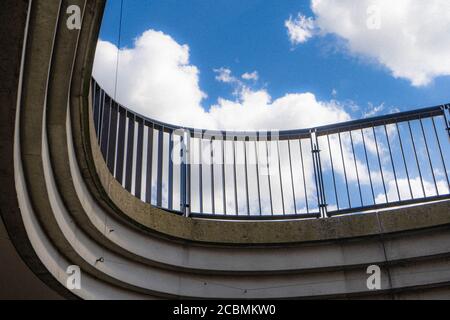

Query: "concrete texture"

xmin=0 ymin=0 xmax=74 ymax=299
xmin=1 ymin=0 xmax=450 ymax=300
xmin=0 ymin=217 xmax=62 ymax=299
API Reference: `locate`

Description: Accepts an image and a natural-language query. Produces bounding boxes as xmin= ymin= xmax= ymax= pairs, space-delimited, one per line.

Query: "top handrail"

xmin=93 ymin=79 xmax=448 ymax=139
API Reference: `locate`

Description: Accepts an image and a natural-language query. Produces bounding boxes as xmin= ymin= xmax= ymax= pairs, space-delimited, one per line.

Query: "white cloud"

xmin=93 ymin=29 xmax=352 ymax=131
xmin=285 ymin=1 xmax=450 ymax=86
xmin=306 ymin=0 xmax=450 ymax=86
xmin=285 ymin=14 xmax=316 ymax=45
xmin=214 ymin=67 xmax=236 ymax=84
xmin=363 ymin=102 xmax=385 ymax=118
xmin=93 ymin=30 xmax=211 ymax=128
xmin=242 ymin=71 xmax=259 ymax=81
xmin=376 ymin=177 xmax=449 ymax=204
xmin=209 ymin=88 xmax=350 ymax=131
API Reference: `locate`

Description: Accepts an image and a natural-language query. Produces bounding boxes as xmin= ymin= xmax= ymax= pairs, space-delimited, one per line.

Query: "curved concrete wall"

xmin=1 ymin=0 xmax=450 ymax=299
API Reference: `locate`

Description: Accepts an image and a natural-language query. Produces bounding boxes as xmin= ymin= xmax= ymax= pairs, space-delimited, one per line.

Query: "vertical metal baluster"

xmin=91 ymin=80 xmax=94 ymax=117
xmin=299 ymin=139 xmax=309 ymax=214
xmin=93 ymin=83 xmax=101 ymax=136
xmin=431 ymin=117 xmax=450 ymax=189
xmin=287 ymin=140 xmax=297 ymax=215
xmin=443 ymin=105 xmax=450 ymax=140
xmin=310 ymin=132 xmax=322 ymax=216
xmin=327 ymin=135 xmax=339 ymax=211
xmin=156 ymin=127 xmax=164 ymax=207
xmin=338 ymin=132 xmax=351 ymax=207
xmin=396 ymin=123 xmax=413 ymax=199
xmin=277 ymin=140 xmax=285 ymax=215
xmin=361 ymin=129 xmax=376 ymax=204
xmin=114 ymin=107 xmax=120 ymax=178
xmin=233 ymin=137 xmax=239 ymax=215
xmin=97 ymin=85 xmax=102 ymax=131
xmin=349 ymin=131 xmax=363 ymax=207
xmin=100 ymin=96 xmax=111 ymax=158
xmin=187 ymin=132 xmax=192 ymax=217
xmin=186 ymin=131 xmax=192 ymax=217
xmin=92 ymin=81 xmax=95 ymax=112
xmin=244 ymin=138 xmax=250 ymax=216
xmin=97 ymin=90 xmax=102 ymax=141
xmin=168 ymin=130 xmax=174 ymax=210
xmin=116 ymin=107 xmax=126 ymax=184
xmin=105 ymin=97 xmax=112 ymax=164
xmin=309 ymin=131 xmax=322 ymax=215
xmin=210 ymin=137 xmax=215 ymax=215
xmin=221 ymin=137 xmax=227 ymax=215
xmin=372 ymin=127 xmax=388 ymax=203
xmin=98 ymin=90 xmax=105 ymax=143
xmin=125 ymin=112 xmax=135 ymax=193
xmin=145 ymin=123 xmax=154 ymax=204
xmin=180 ymin=131 xmax=189 ymax=215
xmin=198 ymin=134 xmax=203 ymax=214
xmin=315 ymin=134 xmax=327 ymax=218
xmin=419 ymin=118 xmax=439 ymax=196
xmin=134 ymin=118 xmax=144 ymax=200
xmin=179 ymin=134 xmax=184 ymax=212
xmin=254 ymin=139 xmax=262 ymax=216
xmin=384 ymin=125 xmax=400 ymax=201
xmin=408 ymin=121 xmax=426 ymax=197
xmin=180 ymin=132 xmax=185 ymax=214
xmin=265 ymin=139 xmax=274 ymax=215
xmin=107 ymin=103 xmax=118 ymax=174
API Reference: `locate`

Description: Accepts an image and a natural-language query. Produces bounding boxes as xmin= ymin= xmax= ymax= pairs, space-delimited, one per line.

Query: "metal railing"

xmin=91 ymin=79 xmax=450 ymax=220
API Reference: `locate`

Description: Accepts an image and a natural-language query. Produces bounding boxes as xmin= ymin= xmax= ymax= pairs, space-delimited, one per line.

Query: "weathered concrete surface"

xmin=1 ymin=0 xmax=151 ymax=300
xmin=18 ymin=0 xmax=162 ymax=296
xmin=0 ymin=0 xmax=71 ymax=299
xmin=0 ymin=217 xmax=62 ymax=299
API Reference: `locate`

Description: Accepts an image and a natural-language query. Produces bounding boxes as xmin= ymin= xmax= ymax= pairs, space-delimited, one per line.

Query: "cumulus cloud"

xmin=287 ymin=0 xmax=450 ymax=86
xmin=285 ymin=14 xmax=316 ymax=45
xmin=93 ymin=29 xmax=352 ymax=131
xmin=93 ymin=30 xmax=211 ymax=128
xmin=209 ymin=88 xmax=350 ymax=131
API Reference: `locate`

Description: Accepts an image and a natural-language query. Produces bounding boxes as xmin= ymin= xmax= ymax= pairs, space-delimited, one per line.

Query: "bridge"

xmin=1 ymin=0 xmax=450 ymax=299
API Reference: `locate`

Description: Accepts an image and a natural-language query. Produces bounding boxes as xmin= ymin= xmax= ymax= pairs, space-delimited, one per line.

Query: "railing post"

xmin=181 ymin=130 xmax=191 ymax=217
xmin=168 ymin=130 xmax=174 ymax=210
xmin=443 ymin=104 xmax=450 ymax=139
xmin=310 ymin=130 xmax=328 ymax=218
xmin=156 ymin=128 xmax=164 ymax=207
xmin=180 ymin=131 xmax=186 ymax=216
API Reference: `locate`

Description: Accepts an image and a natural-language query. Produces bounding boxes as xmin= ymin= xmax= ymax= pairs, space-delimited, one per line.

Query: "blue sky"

xmin=99 ymin=0 xmax=450 ymax=119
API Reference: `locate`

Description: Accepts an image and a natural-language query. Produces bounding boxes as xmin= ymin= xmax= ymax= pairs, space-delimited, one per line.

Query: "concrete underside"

xmin=0 ymin=0 xmax=449 ymax=299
